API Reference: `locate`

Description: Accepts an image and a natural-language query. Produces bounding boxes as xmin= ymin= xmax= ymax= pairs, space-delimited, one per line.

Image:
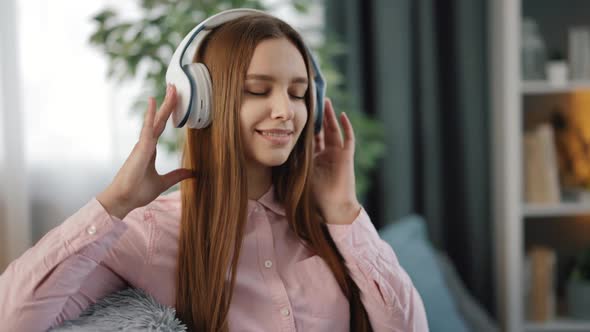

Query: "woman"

xmin=0 ymin=11 xmax=428 ymax=332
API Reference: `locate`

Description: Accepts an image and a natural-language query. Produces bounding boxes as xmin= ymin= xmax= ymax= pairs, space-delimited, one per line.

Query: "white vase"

xmin=546 ymin=60 xmax=568 ymax=85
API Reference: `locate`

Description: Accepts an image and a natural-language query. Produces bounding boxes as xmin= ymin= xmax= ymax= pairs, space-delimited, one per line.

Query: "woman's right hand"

xmin=97 ymin=84 xmax=195 ymax=219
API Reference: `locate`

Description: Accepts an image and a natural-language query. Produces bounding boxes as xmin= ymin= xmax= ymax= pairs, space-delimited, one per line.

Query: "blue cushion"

xmin=378 ymin=214 xmax=469 ymax=332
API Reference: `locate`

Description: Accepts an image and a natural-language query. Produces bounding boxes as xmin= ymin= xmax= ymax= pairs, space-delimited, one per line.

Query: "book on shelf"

xmin=524 ymin=123 xmax=561 ymax=204
xmin=526 ymin=246 xmax=557 ymax=322
xmin=569 ymin=27 xmax=590 ymax=80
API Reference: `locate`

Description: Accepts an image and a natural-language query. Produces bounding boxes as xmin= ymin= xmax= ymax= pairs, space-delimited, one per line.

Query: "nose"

xmin=270 ymin=91 xmax=294 ymax=121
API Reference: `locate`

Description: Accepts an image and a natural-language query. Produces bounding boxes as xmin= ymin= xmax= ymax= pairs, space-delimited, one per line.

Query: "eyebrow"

xmin=246 ymin=74 xmax=308 ymax=84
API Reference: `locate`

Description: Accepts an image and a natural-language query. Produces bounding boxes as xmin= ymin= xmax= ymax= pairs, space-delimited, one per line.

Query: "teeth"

xmin=260 ymin=131 xmax=289 ymax=137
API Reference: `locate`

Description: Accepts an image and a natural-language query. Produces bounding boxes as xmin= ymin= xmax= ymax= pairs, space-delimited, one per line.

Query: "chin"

xmin=251 ymin=150 xmax=292 ymax=167
xmin=258 ymin=155 xmax=290 ymax=167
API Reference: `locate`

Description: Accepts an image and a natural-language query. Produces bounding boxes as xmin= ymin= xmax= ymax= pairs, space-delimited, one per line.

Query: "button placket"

xmin=280 ymin=307 xmax=291 ymax=317
xmin=86 ymin=225 xmax=97 ymax=235
xmin=255 ymin=204 xmax=296 ymax=330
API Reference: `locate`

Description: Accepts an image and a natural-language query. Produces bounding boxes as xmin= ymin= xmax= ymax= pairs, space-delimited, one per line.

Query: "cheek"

xmin=238 ymin=113 xmax=248 ymax=140
xmin=239 ymin=105 xmax=257 ymax=152
xmin=239 ymin=103 xmax=261 ymax=133
xmin=295 ymin=105 xmax=309 ymax=133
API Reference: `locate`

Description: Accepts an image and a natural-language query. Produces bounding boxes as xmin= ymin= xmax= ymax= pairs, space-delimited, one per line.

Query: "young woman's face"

xmin=240 ymin=37 xmax=309 ymax=168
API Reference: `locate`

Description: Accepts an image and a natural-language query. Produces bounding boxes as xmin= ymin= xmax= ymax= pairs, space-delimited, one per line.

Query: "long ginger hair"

xmin=176 ymin=13 xmax=373 ymax=332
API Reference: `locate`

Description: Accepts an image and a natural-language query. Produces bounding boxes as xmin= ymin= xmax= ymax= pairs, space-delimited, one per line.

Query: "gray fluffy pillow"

xmin=49 ymin=288 xmax=187 ymax=332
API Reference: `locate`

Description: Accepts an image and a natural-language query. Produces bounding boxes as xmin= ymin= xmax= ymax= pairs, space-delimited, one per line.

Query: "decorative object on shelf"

xmin=568 ymin=26 xmax=590 ymax=80
xmin=552 ymin=90 xmax=590 ymax=191
xmin=566 ymin=246 xmax=590 ymax=320
xmin=546 ymin=50 xmax=568 ymax=86
xmin=522 ymin=17 xmax=547 ymax=80
xmin=526 ymin=246 xmax=557 ymax=322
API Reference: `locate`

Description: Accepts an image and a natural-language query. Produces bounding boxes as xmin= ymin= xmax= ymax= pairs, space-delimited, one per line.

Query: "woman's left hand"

xmin=312 ymin=98 xmax=361 ymax=225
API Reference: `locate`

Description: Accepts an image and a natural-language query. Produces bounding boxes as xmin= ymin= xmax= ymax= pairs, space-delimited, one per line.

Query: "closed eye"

xmin=246 ymin=91 xmax=268 ymax=96
xmin=245 ymin=90 xmax=304 ymax=100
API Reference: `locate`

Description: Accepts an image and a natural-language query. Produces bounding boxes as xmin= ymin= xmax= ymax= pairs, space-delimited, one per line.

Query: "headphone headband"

xmin=165 ymin=8 xmax=326 ymax=133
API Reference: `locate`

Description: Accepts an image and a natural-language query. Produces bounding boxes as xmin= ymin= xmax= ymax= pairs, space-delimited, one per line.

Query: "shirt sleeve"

xmin=325 ymin=207 xmax=429 ymax=332
xmin=0 ymin=197 xmax=151 ymax=332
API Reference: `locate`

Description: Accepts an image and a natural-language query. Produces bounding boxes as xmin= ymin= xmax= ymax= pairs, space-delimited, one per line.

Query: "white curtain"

xmin=0 ymin=0 xmax=31 ymax=272
xmin=0 ymin=0 xmax=180 ymax=272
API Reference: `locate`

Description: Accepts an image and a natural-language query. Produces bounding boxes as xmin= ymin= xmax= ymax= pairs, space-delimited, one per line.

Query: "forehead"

xmin=246 ymin=38 xmax=307 ymax=79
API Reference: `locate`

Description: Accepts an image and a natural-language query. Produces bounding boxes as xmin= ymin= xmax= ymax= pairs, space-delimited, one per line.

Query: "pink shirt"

xmin=0 ymin=186 xmax=428 ymax=331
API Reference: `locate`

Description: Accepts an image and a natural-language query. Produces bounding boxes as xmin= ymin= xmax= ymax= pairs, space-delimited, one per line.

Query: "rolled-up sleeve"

xmin=326 ymin=208 xmax=429 ymax=332
xmin=0 ymin=198 xmax=147 ymax=331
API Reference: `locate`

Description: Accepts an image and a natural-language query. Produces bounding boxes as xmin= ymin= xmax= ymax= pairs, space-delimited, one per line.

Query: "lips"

xmin=255 ymin=129 xmax=293 ymax=145
xmin=255 ymin=129 xmax=294 ymax=135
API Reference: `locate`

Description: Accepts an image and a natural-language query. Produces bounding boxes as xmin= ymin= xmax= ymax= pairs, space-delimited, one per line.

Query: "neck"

xmin=246 ymin=162 xmax=272 ymax=200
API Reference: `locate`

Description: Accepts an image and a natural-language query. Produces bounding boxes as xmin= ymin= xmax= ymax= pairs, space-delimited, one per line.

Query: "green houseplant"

xmin=89 ymin=0 xmax=384 ymax=198
xmin=567 ymin=246 xmax=590 ymax=319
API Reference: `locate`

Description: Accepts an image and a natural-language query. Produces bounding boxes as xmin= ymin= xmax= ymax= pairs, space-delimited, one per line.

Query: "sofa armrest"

xmin=434 ymin=251 xmax=499 ymax=332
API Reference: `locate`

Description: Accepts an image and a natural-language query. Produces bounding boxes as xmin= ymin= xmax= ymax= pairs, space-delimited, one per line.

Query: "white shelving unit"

xmin=522 ymin=80 xmax=590 ymax=95
xmin=525 ymin=319 xmax=590 ymax=332
xmin=524 ymin=203 xmax=590 ymax=218
xmin=492 ymin=1 xmax=590 ymax=331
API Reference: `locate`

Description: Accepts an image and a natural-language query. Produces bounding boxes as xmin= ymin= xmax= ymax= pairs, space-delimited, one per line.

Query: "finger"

xmin=314 ymin=126 xmax=325 ymax=153
xmin=129 ymin=139 xmax=156 ymax=170
xmin=317 ymin=131 xmax=325 ymax=151
xmin=340 ymin=112 xmax=355 ymax=151
xmin=149 ymin=147 xmax=157 ymax=165
xmin=323 ymin=99 xmax=344 ymax=148
xmin=141 ymin=97 xmax=157 ymax=141
xmin=154 ymin=84 xmax=177 ymax=136
xmin=154 ymin=84 xmax=177 ymax=137
xmin=161 ymin=168 xmax=195 ymax=189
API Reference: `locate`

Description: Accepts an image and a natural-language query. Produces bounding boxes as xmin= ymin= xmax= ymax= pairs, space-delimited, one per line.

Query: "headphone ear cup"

xmin=184 ymin=63 xmax=213 ymax=129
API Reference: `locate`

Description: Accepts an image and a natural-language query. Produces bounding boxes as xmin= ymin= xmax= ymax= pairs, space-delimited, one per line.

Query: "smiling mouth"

xmin=255 ymin=130 xmax=292 ymax=145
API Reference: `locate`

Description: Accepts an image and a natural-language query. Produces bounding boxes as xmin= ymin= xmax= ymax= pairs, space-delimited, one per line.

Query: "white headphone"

xmin=165 ymin=8 xmax=326 ymax=133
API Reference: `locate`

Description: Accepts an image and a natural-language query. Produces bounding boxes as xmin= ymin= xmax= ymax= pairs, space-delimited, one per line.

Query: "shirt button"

xmin=264 ymin=260 xmax=273 ymax=268
xmin=86 ymin=225 xmax=97 ymax=235
xmin=281 ymin=308 xmax=290 ymax=317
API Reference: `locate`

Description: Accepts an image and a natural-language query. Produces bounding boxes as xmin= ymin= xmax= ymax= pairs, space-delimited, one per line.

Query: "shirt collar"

xmin=172 ymin=185 xmax=287 ymax=217
xmin=250 ymin=184 xmax=286 ymax=217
